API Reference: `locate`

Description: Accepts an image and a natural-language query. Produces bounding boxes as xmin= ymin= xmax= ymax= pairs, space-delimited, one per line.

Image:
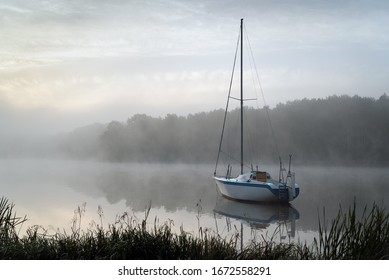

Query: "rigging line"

xmin=214 ymin=28 xmax=241 ymax=175
xmin=241 ymin=25 xmax=263 ymax=163
xmin=243 ymin=29 xmax=261 ymax=163
xmin=219 ymin=150 xmax=252 ymax=172
xmin=244 ymin=24 xmax=282 ymax=160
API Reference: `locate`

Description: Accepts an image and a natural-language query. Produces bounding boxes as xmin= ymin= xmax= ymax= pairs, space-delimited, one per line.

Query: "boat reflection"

xmin=214 ymin=195 xmax=300 ymax=238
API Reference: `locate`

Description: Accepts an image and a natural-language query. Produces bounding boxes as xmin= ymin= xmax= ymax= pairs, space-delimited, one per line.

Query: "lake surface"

xmin=1 ymin=158 xmax=388 ymax=246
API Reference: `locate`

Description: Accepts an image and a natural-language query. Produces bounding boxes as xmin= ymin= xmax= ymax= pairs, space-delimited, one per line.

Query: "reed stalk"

xmin=312 ymin=202 xmax=389 ymax=259
xmin=1 ymin=196 xmax=388 ymax=260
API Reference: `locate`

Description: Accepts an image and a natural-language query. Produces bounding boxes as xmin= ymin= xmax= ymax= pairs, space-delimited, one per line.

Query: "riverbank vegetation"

xmin=1 ymin=197 xmax=388 ymax=260
xmin=57 ymin=94 xmax=389 ymax=166
xmin=1 ymin=94 xmax=388 ymax=166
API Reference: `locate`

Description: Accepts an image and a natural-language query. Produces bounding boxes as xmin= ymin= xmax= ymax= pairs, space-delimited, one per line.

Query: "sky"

xmin=1 ymin=0 xmax=389 ymax=134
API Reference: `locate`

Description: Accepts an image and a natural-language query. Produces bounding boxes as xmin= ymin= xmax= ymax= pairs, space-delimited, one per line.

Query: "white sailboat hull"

xmin=214 ymin=176 xmax=300 ymax=203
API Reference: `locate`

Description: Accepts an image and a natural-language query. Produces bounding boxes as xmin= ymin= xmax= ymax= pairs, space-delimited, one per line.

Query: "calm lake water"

xmin=1 ymin=158 xmax=388 ymax=246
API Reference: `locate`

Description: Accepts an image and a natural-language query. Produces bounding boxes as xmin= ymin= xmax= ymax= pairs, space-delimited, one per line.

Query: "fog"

xmin=2 ymin=94 xmax=388 ymax=238
xmin=2 ymin=0 xmax=389 ymax=137
xmin=1 ymin=158 xmax=388 ymax=238
xmin=2 ymin=93 xmax=389 ymax=239
xmin=2 ymin=1 xmax=389 ymax=247
xmin=2 ymin=95 xmax=388 ymax=168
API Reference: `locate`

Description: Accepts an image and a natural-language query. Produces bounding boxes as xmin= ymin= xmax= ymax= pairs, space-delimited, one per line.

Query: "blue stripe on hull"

xmin=222 ymin=180 xmax=275 ymax=189
xmin=221 ymin=179 xmax=281 ymax=196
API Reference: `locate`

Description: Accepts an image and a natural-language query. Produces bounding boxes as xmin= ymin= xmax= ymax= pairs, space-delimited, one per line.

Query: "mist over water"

xmin=2 ymin=0 xmax=389 ymax=257
xmin=1 ymin=158 xmax=388 ymax=244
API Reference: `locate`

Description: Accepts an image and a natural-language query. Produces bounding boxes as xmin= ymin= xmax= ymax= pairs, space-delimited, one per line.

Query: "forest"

xmin=58 ymin=94 xmax=389 ymax=166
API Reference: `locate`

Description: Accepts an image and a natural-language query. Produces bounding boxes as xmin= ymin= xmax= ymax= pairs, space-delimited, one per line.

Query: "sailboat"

xmin=213 ymin=19 xmax=300 ymax=203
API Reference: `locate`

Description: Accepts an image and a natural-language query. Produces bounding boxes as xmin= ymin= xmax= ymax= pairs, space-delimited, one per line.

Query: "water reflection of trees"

xmin=82 ymin=164 xmax=216 ymax=213
xmin=65 ymin=163 xmax=389 ymax=233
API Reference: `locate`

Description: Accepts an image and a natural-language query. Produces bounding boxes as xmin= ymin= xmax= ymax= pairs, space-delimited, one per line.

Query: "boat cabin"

xmin=236 ymin=171 xmax=272 ymax=183
xmin=251 ymin=171 xmax=271 ymax=182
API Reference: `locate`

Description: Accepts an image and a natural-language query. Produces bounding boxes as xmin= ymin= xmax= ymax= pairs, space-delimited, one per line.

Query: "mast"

xmin=240 ymin=18 xmax=244 ymax=174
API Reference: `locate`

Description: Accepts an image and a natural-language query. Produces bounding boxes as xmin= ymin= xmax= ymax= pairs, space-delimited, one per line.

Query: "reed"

xmin=312 ymin=202 xmax=389 ymax=259
xmin=0 ymin=196 xmax=388 ymax=260
xmin=0 ymin=197 xmax=26 ymax=240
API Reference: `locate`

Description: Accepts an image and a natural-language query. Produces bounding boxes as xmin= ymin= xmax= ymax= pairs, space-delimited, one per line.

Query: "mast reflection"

xmin=214 ymin=195 xmax=300 ymax=239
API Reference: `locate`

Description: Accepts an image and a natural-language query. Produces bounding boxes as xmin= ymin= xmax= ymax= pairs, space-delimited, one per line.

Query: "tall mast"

xmin=240 ymin=18 xmax=244 ymax=174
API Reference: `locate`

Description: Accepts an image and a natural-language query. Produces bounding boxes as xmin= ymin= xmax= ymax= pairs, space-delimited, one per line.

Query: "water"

xmin=1 ymin=158 xmax=388 ymax=246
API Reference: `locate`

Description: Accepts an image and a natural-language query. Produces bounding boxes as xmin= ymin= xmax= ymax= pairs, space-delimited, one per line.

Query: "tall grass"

xmin=0 ymin=196 xmax=388 ymax=259
xmin=0 ymin=197 xmax=26 ymax=241
xmin=312 ymin=202 xmax=389 ymax=259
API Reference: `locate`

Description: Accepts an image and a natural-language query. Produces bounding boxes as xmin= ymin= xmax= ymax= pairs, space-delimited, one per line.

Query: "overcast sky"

xmin=1 ymin=0 xmax=388 ymax=134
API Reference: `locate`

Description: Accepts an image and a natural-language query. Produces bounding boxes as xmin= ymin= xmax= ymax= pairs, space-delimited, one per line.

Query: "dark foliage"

xmin=60 ymin=94 xmax=389 ymax=166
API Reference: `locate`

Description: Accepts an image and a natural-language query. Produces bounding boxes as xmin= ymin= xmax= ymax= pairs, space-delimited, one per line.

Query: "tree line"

xmin=59 ymin=94 xmax=389 ymax=166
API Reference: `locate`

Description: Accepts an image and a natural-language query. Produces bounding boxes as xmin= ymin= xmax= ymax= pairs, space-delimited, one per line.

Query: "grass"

xmin=0 ymin=196 xmax=388 ymax=260
xmin=312 ymin=202 xmax=389 ymax=259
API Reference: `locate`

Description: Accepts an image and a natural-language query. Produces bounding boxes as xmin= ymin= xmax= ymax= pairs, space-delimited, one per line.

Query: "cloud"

xmin=1 ymin=0 xmax=388 ymax=134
